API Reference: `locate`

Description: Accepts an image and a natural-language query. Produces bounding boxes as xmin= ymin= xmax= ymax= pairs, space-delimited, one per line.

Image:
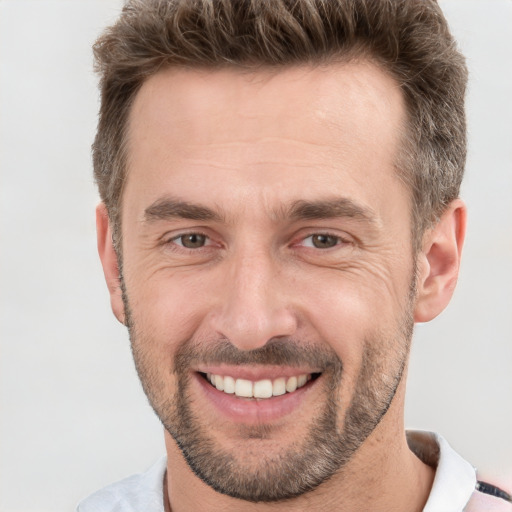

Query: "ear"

xmin=414 ymin=199 xmax=467 ymax=323
xmin=96 ymin=203 xmax=126 ymax=325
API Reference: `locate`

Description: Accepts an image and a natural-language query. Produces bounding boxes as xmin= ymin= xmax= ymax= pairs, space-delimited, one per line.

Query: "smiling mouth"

xmin=200 ymin=372 xmax=321 ymax=399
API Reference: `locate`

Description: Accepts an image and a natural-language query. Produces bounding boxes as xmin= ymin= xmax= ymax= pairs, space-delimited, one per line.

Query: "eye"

xmin=173 ymin=233 xmax=208 ymax=249
xmin=302 ymin=234 xmax=342 ymax=249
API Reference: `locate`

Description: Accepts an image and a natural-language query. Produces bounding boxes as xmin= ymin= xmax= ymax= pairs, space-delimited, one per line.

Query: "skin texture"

xmin=97 ymin=61 xmax=466 ymax=511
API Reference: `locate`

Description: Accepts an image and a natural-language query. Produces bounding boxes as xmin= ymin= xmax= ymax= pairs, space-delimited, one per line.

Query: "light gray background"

xmin=0 ymin=1 xmax=510 ymax=511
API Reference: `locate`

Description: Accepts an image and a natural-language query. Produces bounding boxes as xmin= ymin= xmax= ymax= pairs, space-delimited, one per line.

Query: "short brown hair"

xmin=93 ymin=0 xmax=467 ymax=248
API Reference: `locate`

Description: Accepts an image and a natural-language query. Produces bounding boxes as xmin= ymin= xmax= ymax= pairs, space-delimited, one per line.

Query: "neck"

xmin=164 ymin=394 xmax=435 ymax=512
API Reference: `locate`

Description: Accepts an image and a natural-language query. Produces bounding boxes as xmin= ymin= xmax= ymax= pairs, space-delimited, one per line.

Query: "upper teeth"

xmin=206 ymin=373 xmax=310 ymax=399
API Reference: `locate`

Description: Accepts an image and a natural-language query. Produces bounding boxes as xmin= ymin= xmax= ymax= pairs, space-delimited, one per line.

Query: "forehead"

xmin=124 ymin=61 xmax=408 ymax=223
xmin=128 ymin=60 xmax=404 ymax=149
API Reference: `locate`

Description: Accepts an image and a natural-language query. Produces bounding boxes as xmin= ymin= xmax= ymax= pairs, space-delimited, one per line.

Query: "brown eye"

xmin=177 ymin=233 xmax=207 ymax=248
xmin=310 ymin=234 xmax=339 ymax=249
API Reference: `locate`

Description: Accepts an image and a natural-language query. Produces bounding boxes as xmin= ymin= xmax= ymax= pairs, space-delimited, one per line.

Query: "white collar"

xmin=407 ymin=430 xmax=477 ymax=512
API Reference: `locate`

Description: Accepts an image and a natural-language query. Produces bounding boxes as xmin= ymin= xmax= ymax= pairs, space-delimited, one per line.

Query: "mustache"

xmin=173 ymin=337 xmax=343 ymax=374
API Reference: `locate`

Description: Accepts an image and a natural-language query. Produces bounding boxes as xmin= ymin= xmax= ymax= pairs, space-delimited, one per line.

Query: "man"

xmin=78 ymin=0 xmax=511 ymax=510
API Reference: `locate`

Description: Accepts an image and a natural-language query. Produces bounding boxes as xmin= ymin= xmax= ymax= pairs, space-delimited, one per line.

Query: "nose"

xmin=209 ymin=248 xmax=298 ymax=351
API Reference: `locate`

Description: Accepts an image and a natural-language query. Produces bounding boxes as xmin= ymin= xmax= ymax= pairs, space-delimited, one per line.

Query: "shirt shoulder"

xmin=76 ymin=456 xmax=167 ymax=512
xmin=406 ymin=431 xmax=511 ymax=512
xmin=464 ymin=481 xmax=512 ymax=512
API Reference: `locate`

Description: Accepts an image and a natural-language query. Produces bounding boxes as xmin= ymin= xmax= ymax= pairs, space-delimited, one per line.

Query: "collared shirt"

xmin=76 ymin=431 xmax=511 ymax=511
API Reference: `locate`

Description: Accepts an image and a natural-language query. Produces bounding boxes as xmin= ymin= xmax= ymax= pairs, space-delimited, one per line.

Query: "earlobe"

xmin=414 ymin=199 xmax=467 ymax=323
xmin=96 ymin=203 xmax=126 ymax=325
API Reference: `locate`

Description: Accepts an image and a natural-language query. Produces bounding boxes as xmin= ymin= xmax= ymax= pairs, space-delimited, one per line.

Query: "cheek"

xmin=126 ymin=274 xmax=208 ymax=405
xmin=292 ymin=264 xmax=412 ymax=372
xmin=297 ymin=264 xmax=409 ymax=332
xmin=125 ymin=265 xmax=212 ymax=356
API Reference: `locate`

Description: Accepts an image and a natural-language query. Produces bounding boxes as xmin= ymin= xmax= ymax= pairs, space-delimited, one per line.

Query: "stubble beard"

xmin=122 ymin=280 xmax=414 ymax=503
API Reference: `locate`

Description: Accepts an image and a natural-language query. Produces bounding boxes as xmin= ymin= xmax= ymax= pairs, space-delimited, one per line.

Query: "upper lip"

xmin=196 ymin=365 xmax=321 ymax=381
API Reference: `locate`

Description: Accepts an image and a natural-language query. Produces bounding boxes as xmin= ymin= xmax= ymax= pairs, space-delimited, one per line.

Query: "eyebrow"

xmin=143 ymin=196 xmax=377 ymax=225
xmin=287 ymin=198 xmax=377 ymax=224
xmin=144 ymin=198 xmax=223 ymax=223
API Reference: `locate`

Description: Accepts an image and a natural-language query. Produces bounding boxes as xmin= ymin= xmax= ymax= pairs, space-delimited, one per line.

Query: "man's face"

xmin=118 ymin=62 xmax=416 ymax=501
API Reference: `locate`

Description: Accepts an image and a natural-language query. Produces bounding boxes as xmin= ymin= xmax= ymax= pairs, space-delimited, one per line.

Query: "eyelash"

xmin=163 ymin=231 xmax=349 ymax=252
xmin=298 ymin=233 xmax=348 ymax=249
xmin=165 ymin=232 xmax=213 ymax=250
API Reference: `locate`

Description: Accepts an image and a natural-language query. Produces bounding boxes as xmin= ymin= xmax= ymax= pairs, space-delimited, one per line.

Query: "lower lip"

xmin=193 ymin=373 xmax=319 ymax=423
